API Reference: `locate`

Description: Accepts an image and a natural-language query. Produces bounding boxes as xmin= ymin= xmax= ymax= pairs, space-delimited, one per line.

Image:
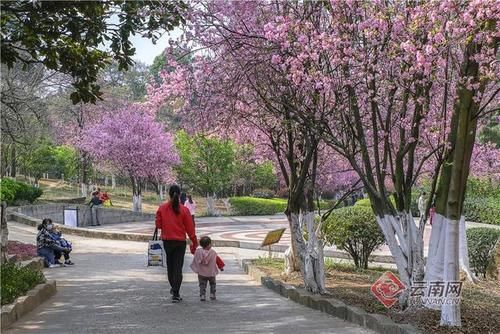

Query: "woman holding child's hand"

xmin=155 ymin=185 xmax=198 ymax=303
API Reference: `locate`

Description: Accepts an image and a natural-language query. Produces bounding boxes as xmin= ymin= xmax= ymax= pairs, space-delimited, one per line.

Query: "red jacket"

xmin=216 ymin=256 xmax=225 ymax=270
xmin=155 ymin=202 xmax=198 ymax=248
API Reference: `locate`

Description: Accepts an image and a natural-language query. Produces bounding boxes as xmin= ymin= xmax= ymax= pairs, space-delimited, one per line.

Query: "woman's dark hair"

xmin=169 ymin=185 xmax=181 ymax=214
xmin=38 ymin=218 xmax=52 ymax=230
xmin=200 ymin=236 xmax=212 ymax=249
xmin=187 ymin=194 xmax=193 ymax=204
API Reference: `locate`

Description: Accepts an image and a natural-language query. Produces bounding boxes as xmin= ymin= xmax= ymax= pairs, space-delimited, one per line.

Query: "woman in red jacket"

xmin=155 ymin=184 xmax=198 ymax=303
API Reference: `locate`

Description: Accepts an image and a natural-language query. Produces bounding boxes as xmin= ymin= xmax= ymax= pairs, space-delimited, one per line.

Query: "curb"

xmin=20 ymin=257 xmax=45 ymax=272
xmin=241 ymin=259 xmax=420 ymax=334
xmin=1 ymin=280 xmax=57 ymax=330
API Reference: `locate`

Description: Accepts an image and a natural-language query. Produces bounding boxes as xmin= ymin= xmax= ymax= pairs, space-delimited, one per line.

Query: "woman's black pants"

xmin=163 ymin=240 xmax=186 ymax=297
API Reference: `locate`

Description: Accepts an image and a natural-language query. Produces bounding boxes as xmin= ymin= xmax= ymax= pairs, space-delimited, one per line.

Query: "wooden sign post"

xmin=260 ymin=228 xmax=286 ymax=258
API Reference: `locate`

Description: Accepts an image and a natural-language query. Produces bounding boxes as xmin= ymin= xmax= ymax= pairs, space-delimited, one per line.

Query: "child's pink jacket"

xmin=190 ymin=248 xmax=224 ymax=277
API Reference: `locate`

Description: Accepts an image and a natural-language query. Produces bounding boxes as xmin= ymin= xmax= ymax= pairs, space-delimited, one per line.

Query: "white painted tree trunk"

xmin=289 ymin=212 xmax=325 ymax=294
xmin=222 ymin=198 xmax=231 ymax=213
xmin=159 ymin=184 xmax=164 ymax=201
xmin=441 ymin=215 xmax=461 ymax=326
xmin=111 ymin=174 xmax=116 ymax=189
xmin=284 ymin=246 xmax=294 ymax=275
xmin=458 ymin=216 xmax=476 ymax=283
xmin=104 ymin=176 xmax=108 ymax=187
xmin=375 ymin=215 xmax=411 ymax=288
xmin=80 ymin=183 xmax=88 ymax=197
xmin=132 ymin=195 xmax=142 ymax=212
xmin=425 ymin=214 xmax=470 ymax=324
xmin=206 ymin=196 xmax=218 ymax=216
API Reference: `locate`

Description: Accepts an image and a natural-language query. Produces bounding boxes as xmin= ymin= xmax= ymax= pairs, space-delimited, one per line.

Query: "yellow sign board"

xmin=261 ymin=228 xmax=286 ymax=248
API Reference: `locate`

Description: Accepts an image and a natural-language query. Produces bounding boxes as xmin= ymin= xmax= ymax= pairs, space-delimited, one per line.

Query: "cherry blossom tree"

xmin=78 ymin=104 xmax=179 ymax=212
xmin=148 ymin=2 xmax=498 ymax=327
xmin=148 ymin=1 xmax=332 ymax=293
xmin=262 ymin=0 xmax=498 ymax=326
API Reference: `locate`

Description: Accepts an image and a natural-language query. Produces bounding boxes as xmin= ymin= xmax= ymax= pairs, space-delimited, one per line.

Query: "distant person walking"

xmin=185 ymin=194 xmax=196 ymax=226
xmin=155 ymin=185 xmax=198 ymax=303
xmin=418 ymin=192 xmax=426 ymax=218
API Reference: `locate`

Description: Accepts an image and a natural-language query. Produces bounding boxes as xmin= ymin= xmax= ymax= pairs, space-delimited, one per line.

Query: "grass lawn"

xmin=254 ymin=258 xmax=500 ymax=334
xmin=35 ymin=178 xmax=230 ymax=216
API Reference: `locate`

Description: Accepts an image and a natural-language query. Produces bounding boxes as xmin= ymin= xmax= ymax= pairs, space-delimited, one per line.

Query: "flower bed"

xmin=7 ymin=241 xmax=37 ymax=261
xmin=253 ymin=258 xmax=500 ymax=334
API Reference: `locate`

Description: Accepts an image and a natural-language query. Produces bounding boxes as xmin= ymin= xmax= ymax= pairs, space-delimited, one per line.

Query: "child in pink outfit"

xmin=190 ymin=236 xmax=225 ymax=301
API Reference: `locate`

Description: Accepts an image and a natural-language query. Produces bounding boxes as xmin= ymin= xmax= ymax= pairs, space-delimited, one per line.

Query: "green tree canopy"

xmin=175 ymin=131 xmax=235 ymax=196
xmin=1 ymin=0 xmax=186 ymax=104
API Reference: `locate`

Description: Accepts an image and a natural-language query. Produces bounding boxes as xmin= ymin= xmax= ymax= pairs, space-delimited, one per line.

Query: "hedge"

xmin=0 ymin=178 xmax=43 ymax=205
xmin=467 ymin=227 xmax=500 ymax=278
xmin=463 ymin=197 xmax=500 ymax=225
xmin=229 ymin=197 xmax=287 ymax=215
xmin=322 ymin=206 xmax=385 ymax=269
xmin=1 ymin=263 xmax=45 ymax=305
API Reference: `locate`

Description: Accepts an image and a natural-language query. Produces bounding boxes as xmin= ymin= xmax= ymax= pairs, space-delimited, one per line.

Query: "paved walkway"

xmin=89 ymin=214 xmax=499 ymax=257
xmin=6 ymin=222 xmax=373 ymax=334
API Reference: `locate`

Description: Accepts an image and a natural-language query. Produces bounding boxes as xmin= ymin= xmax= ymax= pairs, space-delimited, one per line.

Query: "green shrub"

xmin=0 ymin=178 xmax=19 ymax=204
xmin=1 ymin=263 xmax=45 ymax=305
xmin=322 ymin=206 xmax=385 ymax=269
xmin=15 ymin=182 xmax=43 ymax=204
xmin=252 ymin=188 xmax=275 ymax=199
xmin=354 ymin=198 xmax=371 ymax=207
xmin=467 ymin=227 xmax=500 ymax=278
xmin=355 ymin=195 xmax=421 ymax=217
xmin=229 ymin=197 xmax=287 ymax=215
xmin=0 ymin=178 xmax=43 ymax=205
xmin=466 ymin=178 xmax=500 ymax=199
xmin=463 ymin=197 xmax=500 ymax=225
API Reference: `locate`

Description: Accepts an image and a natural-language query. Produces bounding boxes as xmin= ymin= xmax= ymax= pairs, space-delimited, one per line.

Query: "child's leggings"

xmin=198 ymin=275 xmax=216 ymax=296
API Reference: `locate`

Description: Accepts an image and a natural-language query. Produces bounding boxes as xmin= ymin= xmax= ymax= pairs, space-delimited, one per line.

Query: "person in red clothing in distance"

xmin=156 ymin=184 xmax=198 ymax=303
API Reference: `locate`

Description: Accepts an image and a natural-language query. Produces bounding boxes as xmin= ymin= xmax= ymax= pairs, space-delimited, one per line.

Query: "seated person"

xmin=37 ymin=218 xmax=70 ymax=268
xmin=49 ymin=228 xmax=74 ymax=266
xmin=100 ymin=191 xmax=112 ymax=207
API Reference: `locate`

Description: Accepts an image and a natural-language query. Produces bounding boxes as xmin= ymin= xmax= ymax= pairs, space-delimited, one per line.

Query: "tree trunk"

xmin=10 ymin=144 xmax=16 ymax=178
xmin=288 ymin=212 xmax=326 ymax=294
xmin=131 ymin=178 xmax=142 ymax=212
xmin=303 ymin=212 xmax=326 ymax=293
xmin=111 ymin=174 xmax=116 ymax=189
xmin=458 ymin=217 xmax=475 ymax=282
xmin=206 ymin=195 xmax=218 ymax=216
xmin=80 ymin=152 xmax=89 ymax=197
xmin=1 ymin=202 xmax=8 ymax=264
xmin=375 ymin=214 xmax=412 ymax=290
xmin=428 ymin=37 xmax=487 ymax=326
xmin=132 ymin=195 xmax=142 ymax=212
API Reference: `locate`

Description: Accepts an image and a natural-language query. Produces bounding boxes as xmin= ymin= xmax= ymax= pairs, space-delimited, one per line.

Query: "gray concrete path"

xmin=6 ymin=222 xmax=373 ymax=334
